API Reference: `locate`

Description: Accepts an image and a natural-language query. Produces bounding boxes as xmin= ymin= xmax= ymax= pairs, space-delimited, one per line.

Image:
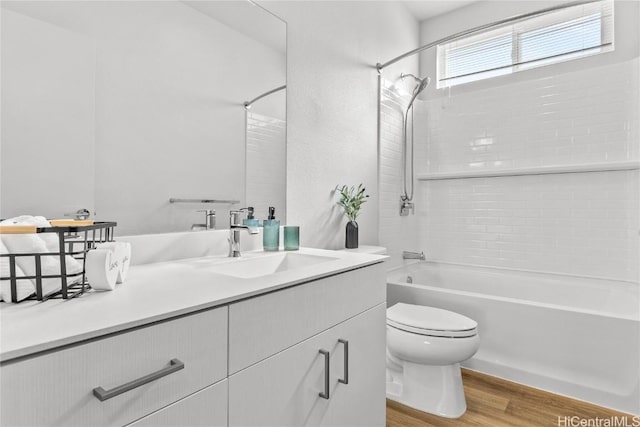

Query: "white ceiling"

xmin=401 ymin=0 xmax=478 ymax=21
xmin=183 ymin=1 xmax=286 ymax=53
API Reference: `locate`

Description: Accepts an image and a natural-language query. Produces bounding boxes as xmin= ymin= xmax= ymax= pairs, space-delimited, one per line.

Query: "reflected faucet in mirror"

xmin=191 ymin=209 xmax=216 ymax=231
xmin=228 ymin=209 xmax=260 ymax=258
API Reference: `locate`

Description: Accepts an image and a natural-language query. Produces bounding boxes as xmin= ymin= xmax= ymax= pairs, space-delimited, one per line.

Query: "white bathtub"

xmin=387 ymin=261 xmax=640 ymax=415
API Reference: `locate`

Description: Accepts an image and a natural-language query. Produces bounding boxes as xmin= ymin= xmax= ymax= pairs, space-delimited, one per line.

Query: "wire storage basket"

xmin=0 ymin=222 xmax=117 ymax=302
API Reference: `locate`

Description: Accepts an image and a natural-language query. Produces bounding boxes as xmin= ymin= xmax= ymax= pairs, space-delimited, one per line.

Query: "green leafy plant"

xmin=336 ymin=184 xmax=369 ymax=222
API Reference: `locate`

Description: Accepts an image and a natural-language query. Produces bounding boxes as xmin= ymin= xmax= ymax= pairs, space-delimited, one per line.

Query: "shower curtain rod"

xmin=376 ymin=0 xmax=601 ymax=73
xmin=244 ymin=85 xmax=286 ymax=109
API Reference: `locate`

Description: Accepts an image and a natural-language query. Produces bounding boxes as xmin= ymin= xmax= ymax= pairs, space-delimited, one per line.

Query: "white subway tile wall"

xmin=416 ymin=58 xmax=639 ymax=281
xmin=246 ymin=112 xmax=286 ymax=221
xmin=420 ymin=170 xmax=639 ymax=281
xmin=380 ymin=59 xmax=639 ymax=281
xmin=420 ymin=59 xmax=639 ymax=173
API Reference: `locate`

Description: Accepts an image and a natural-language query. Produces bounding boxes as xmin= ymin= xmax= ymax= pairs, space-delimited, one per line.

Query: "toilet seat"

xmin=387 ymin=303 xmax=478 ymax=338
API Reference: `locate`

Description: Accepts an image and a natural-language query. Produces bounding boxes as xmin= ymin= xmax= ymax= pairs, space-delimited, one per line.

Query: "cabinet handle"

xmin=338 ymin=339 xmax=349 ymax=384
xmin=92 ymin=358 xmax=184 ymax=402
xmin=318 ymin=349 xmax=330 ymax=399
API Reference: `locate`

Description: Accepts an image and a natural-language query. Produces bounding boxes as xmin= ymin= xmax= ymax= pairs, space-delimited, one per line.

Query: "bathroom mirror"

xmin=0 ymin=0 xmax=286 ymax=235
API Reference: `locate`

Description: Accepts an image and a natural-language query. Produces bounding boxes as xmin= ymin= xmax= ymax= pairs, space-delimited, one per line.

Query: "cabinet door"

xmin=322 ymin=303 xmax=387 ymax=427
xmin=127 ymin=380 xmax=227 ymax=427
xmin=228 ymin=303 xmax=386 ymax=427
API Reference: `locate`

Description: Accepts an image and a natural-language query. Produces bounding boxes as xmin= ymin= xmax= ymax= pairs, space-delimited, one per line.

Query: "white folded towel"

xmin=1 ymin=216 xmax=83 ymax=275
xmin=0 ymin=216 xmax=83 ymax=298
xmin=0 ymin=240 xmax=34 ymax=302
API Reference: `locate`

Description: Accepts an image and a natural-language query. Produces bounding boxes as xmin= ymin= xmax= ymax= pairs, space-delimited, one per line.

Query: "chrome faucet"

xmin=191 ymin=209 xmax=216 ymax=231
xmin=228 ymin=209 xmax=259 ymax=257
xmin=402 ymin=250 xmax=425 ymax=260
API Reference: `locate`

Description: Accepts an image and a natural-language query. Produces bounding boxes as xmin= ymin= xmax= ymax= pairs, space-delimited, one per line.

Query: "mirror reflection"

xmin=1 ymin=0 xmax=286 ymax=235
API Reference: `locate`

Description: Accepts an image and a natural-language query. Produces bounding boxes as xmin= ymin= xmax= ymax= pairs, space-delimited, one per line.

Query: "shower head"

xmin=414 ymin=77 xmax=430 ymax=95
xmin=406 ymin=76 xmax=430 ymax=113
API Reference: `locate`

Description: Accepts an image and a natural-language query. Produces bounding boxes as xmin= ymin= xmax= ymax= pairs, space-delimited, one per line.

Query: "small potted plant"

xmin=336 ymin=184 xmax=369 ymax=249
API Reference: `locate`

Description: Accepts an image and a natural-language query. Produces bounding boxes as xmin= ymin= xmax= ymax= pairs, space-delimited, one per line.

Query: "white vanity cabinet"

xmin=228 ymin=263 xmax=387 ymax=427
xmin=0 ymin=307 xmax=228 ymax=427
xmin=0 ymin=254 xmax=386 ymax=427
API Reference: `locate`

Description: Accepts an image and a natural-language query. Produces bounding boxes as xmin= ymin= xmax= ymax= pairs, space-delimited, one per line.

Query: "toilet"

xmin=386 ymin=303 xmax=480 ymax=418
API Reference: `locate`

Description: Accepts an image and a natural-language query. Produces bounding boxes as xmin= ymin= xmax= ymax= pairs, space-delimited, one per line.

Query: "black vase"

xmin=345 ymin=221 xmax=359 ymax=249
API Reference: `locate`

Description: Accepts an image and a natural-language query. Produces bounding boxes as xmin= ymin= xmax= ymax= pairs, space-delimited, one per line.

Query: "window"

xmin=437 ymin=0 xmax=614 ymax=88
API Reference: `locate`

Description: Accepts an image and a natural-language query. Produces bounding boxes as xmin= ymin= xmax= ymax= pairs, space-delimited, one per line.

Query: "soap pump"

xmin=242 ymin=207 xmax=259 ymax=227
xmin=263 ymin=206 xmax=280 ymax=251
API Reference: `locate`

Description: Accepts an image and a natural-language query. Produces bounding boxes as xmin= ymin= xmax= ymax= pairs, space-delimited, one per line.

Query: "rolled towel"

xmin=0 ymin=216 xmax=83 ymax=298
xmin=0 ymin=240 xmax=34 ymax=302
xmin=0 ymin=233 xmax=64 ymax=297
xmin=85 ymin=248 xmax=119 ymax=291
xmin=1 ymin=216 xmax=83 ymax=278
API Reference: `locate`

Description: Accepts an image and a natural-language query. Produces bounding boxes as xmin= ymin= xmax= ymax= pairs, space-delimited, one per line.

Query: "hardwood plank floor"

xmin=387 ymin=369 xmax=636 ymax=427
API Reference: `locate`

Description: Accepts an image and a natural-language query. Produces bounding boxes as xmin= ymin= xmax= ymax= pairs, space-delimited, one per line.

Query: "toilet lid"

xmin=386 ymin=303 xmax=477 ymax=338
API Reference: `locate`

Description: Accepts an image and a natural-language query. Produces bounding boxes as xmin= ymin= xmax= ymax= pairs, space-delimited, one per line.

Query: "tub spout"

xmin=402 ymin=251 xmax=425 ymax=260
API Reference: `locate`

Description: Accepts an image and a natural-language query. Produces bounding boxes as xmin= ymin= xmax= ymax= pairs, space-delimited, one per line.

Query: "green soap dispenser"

xmin=263 ymin=206 xmax=280 ymax=251
xmin=242 ymin=207 xmax=260 ymax=227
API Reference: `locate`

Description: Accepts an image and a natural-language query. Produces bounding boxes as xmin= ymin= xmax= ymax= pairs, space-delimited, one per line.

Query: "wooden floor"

xmin=387 ymin=369 xmax=635 ymax=427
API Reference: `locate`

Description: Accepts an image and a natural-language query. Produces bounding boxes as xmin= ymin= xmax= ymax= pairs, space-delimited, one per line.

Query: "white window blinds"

xmin=437 ymin=0 xmax=614 ymax=88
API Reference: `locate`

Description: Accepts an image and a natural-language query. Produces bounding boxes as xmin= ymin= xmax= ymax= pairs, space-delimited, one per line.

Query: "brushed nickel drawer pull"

xmin=318 ymin=349 xmax=330 ymax=400
xmin=92 ymin=358 xmax=184 ymax=401
xmin=338 ymin=339 xmax=349 ymax=384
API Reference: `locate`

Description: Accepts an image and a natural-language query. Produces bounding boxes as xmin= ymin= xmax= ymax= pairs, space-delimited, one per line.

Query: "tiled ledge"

xmin=417 ymin=160 xmax=640 ymax=180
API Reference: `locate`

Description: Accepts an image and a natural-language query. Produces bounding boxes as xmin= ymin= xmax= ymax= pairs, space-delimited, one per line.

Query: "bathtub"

xmin=387 ymin=261 xmax=640 ymax=415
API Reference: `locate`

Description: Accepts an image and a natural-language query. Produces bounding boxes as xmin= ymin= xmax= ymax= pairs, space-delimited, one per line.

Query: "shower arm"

xmin=401 ymin=73 xmax=422 ymax=84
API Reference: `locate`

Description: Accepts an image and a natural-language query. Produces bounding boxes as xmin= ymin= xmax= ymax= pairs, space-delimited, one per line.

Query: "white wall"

xmin=264 ymin=1 xmax=419 ymax=249
xmin=392 ymin=0 xmax=640 ymax=281
xmin=1 ymin=1 xmax=285 ymax=235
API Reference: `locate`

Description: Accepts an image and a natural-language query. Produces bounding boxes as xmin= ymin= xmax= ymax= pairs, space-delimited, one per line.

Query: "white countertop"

xmin=0 ymin=247 xmax=385 ymax=362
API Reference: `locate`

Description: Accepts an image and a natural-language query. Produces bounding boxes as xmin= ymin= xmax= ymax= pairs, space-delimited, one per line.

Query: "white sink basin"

xmin=208 ymin=252 xmax=338 ymax=279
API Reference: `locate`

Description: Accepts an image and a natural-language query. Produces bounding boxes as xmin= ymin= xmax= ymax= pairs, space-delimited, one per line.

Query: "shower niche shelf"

xmin=417 ymin=160 xmax=640 ymax=181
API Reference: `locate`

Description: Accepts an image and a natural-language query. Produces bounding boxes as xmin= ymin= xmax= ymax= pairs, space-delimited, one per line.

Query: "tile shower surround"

xmin=246 ymin=112 xmax=286 ymax=221
xmin=420 ymin=171 xmax=638 ymax=282
xmin=419 ymin=60 xmax=639 ymax=173
xmin=379 ymin=59 xmax=639 ymax=282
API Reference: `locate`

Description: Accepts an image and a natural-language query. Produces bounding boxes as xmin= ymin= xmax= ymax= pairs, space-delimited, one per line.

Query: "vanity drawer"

xmin=229 ymin=262 xmax=386 ymax=373
xmin=127 ymin=379 xmax=227 ymax=427
xmin=0 ymin=306 xmax=227 ymax=427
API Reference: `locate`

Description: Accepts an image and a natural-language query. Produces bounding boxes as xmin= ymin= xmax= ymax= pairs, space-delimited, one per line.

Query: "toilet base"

xmin=386 ymin=361 xmax=467 ymax=418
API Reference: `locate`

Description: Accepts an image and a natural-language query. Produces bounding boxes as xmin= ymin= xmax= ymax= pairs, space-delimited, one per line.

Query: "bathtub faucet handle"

xmin=402 ymin=251 xmax=426 ymax=261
